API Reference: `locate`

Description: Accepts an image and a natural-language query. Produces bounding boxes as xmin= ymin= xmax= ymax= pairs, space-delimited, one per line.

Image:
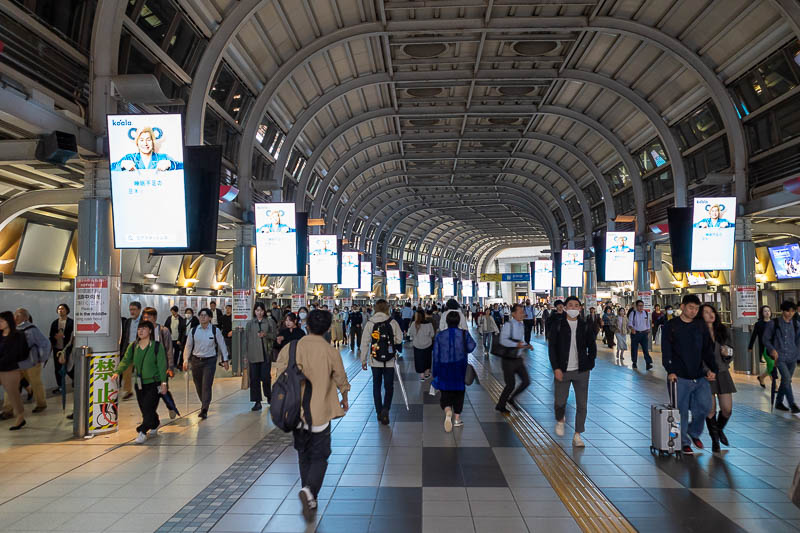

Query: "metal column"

xmin=731 ymin=218 xmax=756 ymax=374
xmin=583 ymin=258 xmax=596 ymax=304
xmin=231 ymin=224 xmax=255 ymax=376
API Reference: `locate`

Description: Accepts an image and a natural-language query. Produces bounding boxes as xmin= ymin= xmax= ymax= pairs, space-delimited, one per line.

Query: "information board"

xmin=340 ymin=251 xmax=360 ymax=288
xmin=637 ymin=290 xmax=653 ymax=312
xmin=442 ymin=277 xmax=454 ymax=297
xmin=462 ymin=280 xmax=473 ymax=298
xmin=418 ymin=274 xmax=431 ymax=297
xmin=232 ymin=289 xmax=251 ymax=321
xmin=74 ymin=277 xmax=112 ymax=335
xmin=691 ymin=197 xmax=736 ymax=271
xmin=478 ymin=282 xmax=490 ymax=298
xmin=359 ymin=261 xmax=372 ymax=292
xmin=255 ymin=203 xmax=299 ymax=275
xmin=734 ymin=286 xmax=758 ymax=319
xmin=291 ymin=294 xmax=306 ymax=312
xmin=533 ymin=260 xmax=553 ymax=292
xmin=386 ymin=270 xmax=401 ymax=294
xmin=605 ymin=231 xmax=635 ymax=281
xmin=560 ymin=249 xmax=584 ymax=288
xmin=308 ymin=234 xmax=339 ymax=284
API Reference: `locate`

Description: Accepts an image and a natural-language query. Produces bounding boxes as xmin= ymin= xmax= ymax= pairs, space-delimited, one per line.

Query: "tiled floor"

xmin=0 ymin=327 xmax=797 ymax=532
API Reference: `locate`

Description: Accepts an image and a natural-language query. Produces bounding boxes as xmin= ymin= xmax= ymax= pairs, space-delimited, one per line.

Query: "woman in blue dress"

xmin=111 ymin=127 xmax=182 ymax=171
xmin=432 ymin=311 xmax=476 ymax=432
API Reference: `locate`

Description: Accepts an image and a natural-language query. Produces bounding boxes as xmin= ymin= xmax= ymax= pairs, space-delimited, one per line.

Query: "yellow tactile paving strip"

xmin=470 ymin=356 xmax=638 ymax=533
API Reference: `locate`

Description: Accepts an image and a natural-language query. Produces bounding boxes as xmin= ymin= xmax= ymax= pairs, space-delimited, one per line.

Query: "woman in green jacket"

xmin=112 ymin=320 xmax=167 ymax=444
xmin=244 ymin=302 xmax=276 ymax=411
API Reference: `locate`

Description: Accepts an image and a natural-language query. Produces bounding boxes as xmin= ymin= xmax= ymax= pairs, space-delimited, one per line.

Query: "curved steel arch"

xmin=771 ymin=0 xmax=800 ymax=39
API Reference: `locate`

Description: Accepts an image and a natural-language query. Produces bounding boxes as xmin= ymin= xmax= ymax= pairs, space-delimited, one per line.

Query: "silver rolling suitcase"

xmin=650 ymin=380 xmax=681 ymax=457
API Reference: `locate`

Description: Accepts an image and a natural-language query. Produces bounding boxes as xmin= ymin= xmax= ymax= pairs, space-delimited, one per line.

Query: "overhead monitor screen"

xmin=340 ymin=251 xmax=360 ymax=288
xmin=418 ymin=274 xmax=431 ymax=297
xmin=533 ymin=260 xmax=553 ymax=291
xmin=687 ymin=273 xmax=707 ymax=286
xmin=691 ymin=197 xmax=736 ymax=271
xmin=308 ymin=235 xmax=339 ymax=284
xmin=769 ymin=244 xmax=800 ymax=280
xmin=478 ymin=282 xmax=490 ymax=298
xmin=386 ymin=269 xmax=401 ymax=294
xmin=462 ymin=280 xmax=473 ymax=298
xmin=605 ymin=231 xmax=635 ymax=281
xmin=255 ymin=203 xmax=299 ymax=275
xmin=442 ymin=277 xmax=455 ymax=297
xmin=560 ymin=249 xmax=584 ymax=288
xmin=107 ymin=114 xmax=187 ymax=248
xmin=359 ymin=261 xmax=373 ymax=292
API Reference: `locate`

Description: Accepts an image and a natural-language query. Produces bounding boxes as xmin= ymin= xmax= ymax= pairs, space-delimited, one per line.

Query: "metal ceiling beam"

xmin=770 ymin=0 xmax=800 ymax=40
xmin=0 ymin=188 xmax=83 ymax=234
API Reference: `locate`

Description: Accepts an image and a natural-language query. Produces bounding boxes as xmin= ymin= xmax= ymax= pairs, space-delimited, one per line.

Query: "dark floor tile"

xmin=317 ymin=515 xmax=371 ymax=533
xmin=612 ymin=500 xmax=673 ymax=518
xmin=368 ymin=515 xmax=422 ymax=533
xmin=376 ymin=487 xmax=422 ymax=502
xmin=371 ymin=498 xmax=422 ymax=516
xmin=628 ymin=517 xmax=694 ymax=533
xmin=479 ymin=422 xmax=523 ymax=447
xmin=331 ymin=486 xmax=378 ymax=500
xmin=601 ymin=488 xmax=656 ymax=502
xmin=391 ymin=404 xmax=423 ymax=422
xmin=325 ymin=499 xmax=376 ymax=515
xmin=461 ymin=465 xmax=508 ymax=487
xmin=423 ymin=448 xmax=464 ymax=487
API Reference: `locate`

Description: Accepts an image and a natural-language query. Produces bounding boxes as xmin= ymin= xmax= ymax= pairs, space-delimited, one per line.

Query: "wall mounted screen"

xmin=533 ymin=260 xmax=553 ymax=291
xmin=691 ymin=197 xmax=736 ymax=271
xmin=442 ymin=277 xmax=455 ymax=297
xmin=769 ymin=244 xmax=800 ymax=280
xmin=107 ymin=114 xmax=187 ymax=248
xmin=418 ymin=274 xmax=432 ymax=296
xmin=359 ymin=261 xmax=372 ymax=292
xmin=604 ymin=231 xmax=635 ymax=281
xmin=560 ymin=249 xmax=584 ymax=288
xmin=478 ymin=282 xmax=490 ymax=298
xmin=462 ymin=280 xmax=473 ymax=298
xmin=340 ymin=251 xmax=360 ymax=288
xmin=255 ymin=203 xmax=299 ymax=275
xmin=14 ymin=222 xmax=72 ymax=275
xmin=309 ymin=235 xmax=339 ymax=284
xmin=386 ymin=270 xmax=401 ymax=294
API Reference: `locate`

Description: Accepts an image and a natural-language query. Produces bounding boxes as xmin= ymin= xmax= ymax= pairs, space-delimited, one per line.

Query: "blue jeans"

xmin=630 ymin=331 xmax=652 ymax=365
xmin=776 ymin=359 xmax=797 ymax=407
xmin=371 ymin=366 xmax=394 ymax=414
xmin=674 ymin=377 xmax=712 ymax=447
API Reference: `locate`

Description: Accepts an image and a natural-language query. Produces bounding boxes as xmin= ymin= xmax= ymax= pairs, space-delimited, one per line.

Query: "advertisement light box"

xmin=386 ymin=270 xmax=401 ymax=294
xmin=418 ymin=274 xmax=431 ymax=297
xmin=478 ymin=282 xmax=490 ymax=298
xmin=560 ymin=249 xmax=584 ymax=288
xmin=442 ymin=277 xmax=455 ymax=297
xmin=769 ymin=244 xmax=800 ymax=280
xmin=533 ymin=260 xmax=553 ymax=292
xmin=308 ymin=235 xmax=339 ymax=284
xmin=359 ymin=261 xmax=372 ymax=292
xmin=107 ymin=114 xmax=187 ymax=248
xmin=255 ymin=203 xmax=299 ymax=275
xmin=462 ymin=280 xmax=473 ymax=298
xmin=605 ymin=231 xmax=635 ymax=281
xmin=691 ymin=197 xmax=736 ymax=271
xmin=687 ymin=273 xmax=707 ymax=286
xmin=340 ymin=251 xmax=360 ymax=288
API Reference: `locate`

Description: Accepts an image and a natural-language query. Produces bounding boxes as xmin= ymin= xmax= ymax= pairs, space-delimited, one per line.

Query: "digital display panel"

xmin=255 ymin=203 xmax=299 ymax=275
xmin=769 ymin=244 xmax=800 ymax=280
xmin=560 ymin=249 xmax=584 ymax=288
xmin=478 ymin=282 xmax=490 ymax=298
xmin=442 ymin=277 xmax=455 ymax=297
xmin=604 ymin=231 xmax=635 ymax=281
xmin=340 ymin=251 xmax=360 ymax=288
xmin=418 ymin=274 xmax=431 ymax=297
xmin=387 ymin=270 xmax=401 ymax=294
xmin=107 ymin=114 xmax=187 ymax=248
xmin=359 ymin=261 xmax=372 ymax=292
xmin=462 ymin=280 xmax=473 ymax=298
xmin=533 ymin=260 xmax=553 ymax=291
xmin=691 ymin=197 xmax=736 ymax=271
xmin=687 ymin=273 xmax=707 ymax=286
xmin=308 ymin=235 xmax=339 ymax=284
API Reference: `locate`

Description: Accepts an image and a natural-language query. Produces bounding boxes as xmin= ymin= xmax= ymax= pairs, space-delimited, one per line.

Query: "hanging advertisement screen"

xmin=340 ymin=251 xmax=360 ymax=288
xmin=560 ymin=249 xmax=584 ymax=288
xmin=308 ymin=235 xmax=339 ymax=284
xmin=462 ymin=280 xmax=473 ymax=298
xmin=533 ymin=260 xmax=553 ymax=292
xmin=387 ymin=270 xmax=401 ymax=294
xmin=687 ymin=273 xmax=707 ymax=286
xmin=107 ymin=114 xmax=187 ymax=248
xmin=605 ymin=231 xmax=635 ymax=281
xmin=478 ymin=282 xmax=490 ymax=298
xmin=418 ymin=274 xmax=431 ymax=296
xmin=442 ymin=277 xmax=455 ymax=297
xmin=691 ymin=197 xmax=736 ymax=271
xmin=769 ymin=243 xmax=800 ymax=280
xmin=359 ymin=261 xmax=372 ymax=292
xmin=255 ymin=203 xmax=299 ymax=275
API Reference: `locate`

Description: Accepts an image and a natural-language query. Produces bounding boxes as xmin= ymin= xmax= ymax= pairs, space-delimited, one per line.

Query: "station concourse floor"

xmin=0 ymin=328 xmax=797 ymax=533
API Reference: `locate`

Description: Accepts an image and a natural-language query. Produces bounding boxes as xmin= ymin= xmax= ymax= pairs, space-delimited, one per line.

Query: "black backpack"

xmin=270 ymin=340 xmax=312 ymax=432
xmin=370 ymin=319 xmax=396 ymax=363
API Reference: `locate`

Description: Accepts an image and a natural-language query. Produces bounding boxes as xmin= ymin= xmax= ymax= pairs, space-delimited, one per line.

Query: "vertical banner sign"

xmin=177 ymin=296 xmax=187 ymax=311
xmin=74 ymin=277 xmax=111 ymax=335
xmin=734 ymin=286 xmax=758 ymax=319
xmin=637 ymin=290 xmax=653 ymax=312
xmin=88 ymin=352 xmax=119 ymax=434
xmin=341 ymin=298 xmax=352 ymax=309
xmin=291 ymin=294 xmax=306 ymax=312
xmin=232 ymin=289 xmax=251 ymax=321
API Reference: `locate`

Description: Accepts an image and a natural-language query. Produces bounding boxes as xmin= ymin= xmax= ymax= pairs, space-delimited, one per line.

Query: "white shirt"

xmin=183 ymin=323 xmax=229 ymax=361
xmin=210 ymin=309 xmax=219 ymax=325
xmin=128 ymin=316 xmax=140 ymax=344
xmin=630 ymin=310 xmax=650 ymax=332
xmin=439 ymin=309 xmax=468 ymax=331
xmin=169 ymin=316 xmax=180 ymax=340
xmin=567 ymin=319 xmax=579 ymax=371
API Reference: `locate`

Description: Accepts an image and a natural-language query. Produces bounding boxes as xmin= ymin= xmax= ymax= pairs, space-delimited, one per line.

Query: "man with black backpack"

xmin=182 ymin=308 xmax=229 ymax=419
xmin=495 ymin=304 xmax=532 ymax=414
xmin=360 ymin=299 xmax=404 ymax=425
xmin=272 ymin=310 xmax=350 ymax=521
xmin=628 ymin=300 xmax=653 ymax=370
xmin=763 ymin=300 xmax=800 ymax=413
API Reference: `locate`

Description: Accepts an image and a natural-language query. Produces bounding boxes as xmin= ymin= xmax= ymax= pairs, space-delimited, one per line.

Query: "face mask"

xmin=185 ymin=313 xmax=192 ymax=319
xmin=299 ymin=312 xmax=308 ymax=319
xmin=566 ymin=309 xmax=580 ymax=318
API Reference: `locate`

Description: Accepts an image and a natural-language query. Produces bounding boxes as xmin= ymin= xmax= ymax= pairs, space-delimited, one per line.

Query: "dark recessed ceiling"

xmin=403 ymin=43 xmax=448 ymax=58
xmin=406 ymin=87 xmax=443 ymax=98
xmin=409 ymin=119 xmax=441 ymax=126
xmin=488 ymin=117 xmax=521 ymax=125
xmin=498 ymin=86 xmax=537 ymax=96
xmin=513 ymin=41 xmax=559 ymax=56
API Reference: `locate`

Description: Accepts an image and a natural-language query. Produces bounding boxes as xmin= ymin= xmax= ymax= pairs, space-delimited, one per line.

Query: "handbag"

xmin=240 ymin=364 xmax=249 ymax=390
xmin=490 ymin=333 xmax=517 ymax=359
xmin=465 ymin=363 xmax=479 ymax=386
xmin=721 ymin=345 xmax=734 ymax=364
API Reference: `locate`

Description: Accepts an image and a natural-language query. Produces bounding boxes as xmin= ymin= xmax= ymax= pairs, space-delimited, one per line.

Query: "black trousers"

xmin=602 ymin=326 xmax=616 ymax=348
xmin=293 ymin=425 xmax=331 ymax=499
xmin=535 ymin=318 xmax=544 ymax=335
xmin=371 ymin=366 xmax=394 ymax=413
xmin=523 ymin=319 xmax=535 ymax=344
xmin=172 ymin=341 xmax=183 ymax=368
xmin=497 ymin=357 xmax=530 ymax=408
xmin=249 ymin=360 xmax=271 ymax=403
xmin=630 ymin=331 xmax=652 ymax=365
xmin=190 ymin=355 xmax=217 ymax=411
xmin=349 ymin=325 xmax=362 ymax=350
xmin=135 ymin=382 xmax=160 ymax=433
xmin=413 ymin=346 xmax=432 ymax=374
xmin=440 ymin=390 xmax=465 ymax=414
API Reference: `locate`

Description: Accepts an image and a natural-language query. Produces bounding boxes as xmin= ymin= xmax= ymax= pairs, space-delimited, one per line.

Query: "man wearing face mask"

xmin=546 ymin=300 xmax=565 ymax=333
xmin=548 ymin=296 xmax=597 ymax=447
xmin=495 ymin=304 xmax=532 ymax=413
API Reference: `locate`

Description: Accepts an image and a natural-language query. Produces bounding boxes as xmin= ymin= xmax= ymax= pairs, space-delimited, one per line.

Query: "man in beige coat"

xmin=273 ymin=309 xmax=350 ymax=521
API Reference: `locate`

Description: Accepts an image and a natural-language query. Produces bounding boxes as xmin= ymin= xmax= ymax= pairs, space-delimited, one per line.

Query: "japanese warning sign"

xmin=74 ymin=277 xmax=112 ymax=335
xmin=89 ymin=352 xmax=119 ymax=434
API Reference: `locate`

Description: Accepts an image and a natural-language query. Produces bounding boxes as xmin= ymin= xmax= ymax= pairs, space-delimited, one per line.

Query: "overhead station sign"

xmin=560 ymin=249 xmax=584 ymax=288
xmin=691 ymin=197 xmax=736 ymax=271
xmin=604 ymin=232 xmax=635 ymax=281
xmin=532 ymin=260 xmax=553 ymax=292
xmin=340 ymin=251 xmax=360 ymax=288
xmin=255 ymin=203 xmax=299 ymax=275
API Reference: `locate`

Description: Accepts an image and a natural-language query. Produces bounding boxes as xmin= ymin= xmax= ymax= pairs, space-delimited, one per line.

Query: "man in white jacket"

xmin=360 ymin=299 xmax=404 ymax=425
xmin=439 ymin=299 xmax=468 ymax=331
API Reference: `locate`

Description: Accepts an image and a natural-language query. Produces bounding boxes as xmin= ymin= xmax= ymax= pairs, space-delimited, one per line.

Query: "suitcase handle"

xmin=668 ymin=379 xmax=678 ymax=409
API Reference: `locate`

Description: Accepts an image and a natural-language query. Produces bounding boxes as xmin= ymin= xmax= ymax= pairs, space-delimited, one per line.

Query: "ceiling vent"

xmin=512 ymin=41 xmax=560 ymax=56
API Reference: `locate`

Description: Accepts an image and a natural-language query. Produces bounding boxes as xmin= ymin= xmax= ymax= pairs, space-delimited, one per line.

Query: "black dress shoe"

xmin=792 ymin=403 xmax=800 ymax=414
xmin=646 ymin=364 xmax=653 ymax=371
xmin=632 ymin=364 xmax=638 ymax=369
xmin=9 ymin=420 xmax=26 ymax=431
xmin=66 ymin=413 xmax=74 ymax=420
xmin=252 ymin=402 xmax=262 ymax=411
xmin=775 ymin=403 xmax=790 ymax=411
xmin=495 ymin=405 xmax=510 ymax=414
xmin=508 ymin=399 xmax=520 ymax=410
xmin=199 ymin=410 xmax=208 ymax=419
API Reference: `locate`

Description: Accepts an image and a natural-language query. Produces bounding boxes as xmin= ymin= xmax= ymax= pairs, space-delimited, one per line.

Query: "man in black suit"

xmin=220 ymin=304 xmax=233 ymax=357
xmin=119 ymin=301 xmax=142 ymax=399
xmin=209 ymin=300 xmax=224 ymax=327
xmin=164 ymin=306 xmax=187 ymax=369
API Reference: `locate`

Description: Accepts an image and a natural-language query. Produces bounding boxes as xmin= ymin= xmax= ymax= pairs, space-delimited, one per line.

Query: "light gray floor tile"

xmin=423 ymin=516 xmax=476 ymax=533
xmin=472 ymin=516 xmax=529 ymax=533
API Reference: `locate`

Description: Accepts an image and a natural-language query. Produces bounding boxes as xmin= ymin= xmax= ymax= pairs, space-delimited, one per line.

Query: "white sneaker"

xmin=299 ymin=486 xmax=317 ymax=521
xmin=135 ymin=432 xmax=147 ymax=444
xmin=150 ymin=427 xmax=158 ymax=436
xmin=555 ymin=420 xmax=565 ymax=437
xmin=444 ymin=411 xmax=453 ymax=433
xmin=573 ymin=433 xmax=585 ymax=447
